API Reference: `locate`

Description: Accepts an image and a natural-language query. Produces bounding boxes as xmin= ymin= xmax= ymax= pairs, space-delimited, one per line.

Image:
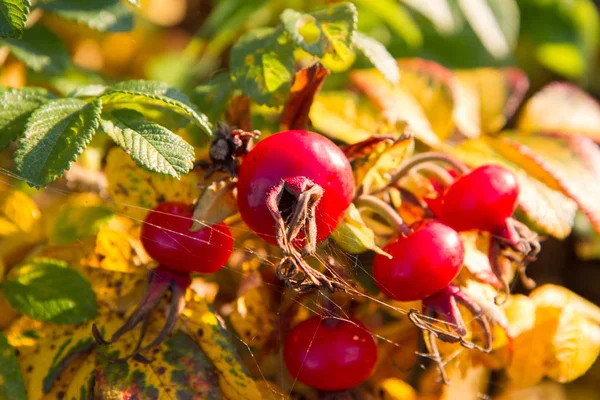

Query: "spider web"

xmin=0 ymin=166 xmax=510 ymax=400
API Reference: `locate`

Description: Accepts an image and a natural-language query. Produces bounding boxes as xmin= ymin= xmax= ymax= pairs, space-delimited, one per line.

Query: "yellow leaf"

xmin=518 ymin=83 xmax=600 ymax=142
xmin=81 ymin=227 xmax=145 ymax=273
xmin=0 ymin=190 xmax=42 ymax=266
xmin=310 ymin=91 xmax=381 ymax=144
xmin=373 ymin=378 xmax=417 ymax=400
xmin=229 ymin=286 xmax=276 ymax=348
xmin=192 ymin=181 xmax=238 ymax=231
xmin=42 ymin=352 xmax=96 ymax=400
xmin=105 ymin=147 xmax=201 ymax=222
xmin=12 ymin=311 xmax=116 ymax=398
xmin=496 ymin=381 xmax=568 ymax=400
xmin=256 ymin=380 xmax=289 ymax=400
xmin=396 ymin=59 xmax=479 ymax=140
xmin=346 ymin=133 xmax=414 ymax=194
xmin=530 ymin=284 xmax=600 ymax=325
xmin=440 ymin=357 xmax=489 ymax=400
xmin=455 ymin=67 xmax=528 ymax=134
xmin=350 ymin=69 xmax=440 ymax=146
xmin=494 ymin=133 xmax=600 ymax=233
xmin=445 ymin=138 xmax=577 ymax=238
xmin=181 ymin=297 xmax=262 ymax=400
xmin=332 ymin=203 xmax=389 ymax=255
xmin=546 ymin=308 xmax=600 ymax=383
xmin=0 ymin=190 xmax=41 ymax=237
xmin=95 ymin=319 xmax=223 ymax=399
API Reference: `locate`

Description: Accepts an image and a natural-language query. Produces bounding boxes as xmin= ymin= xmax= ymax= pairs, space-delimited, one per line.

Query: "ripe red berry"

xmin=237 ymin=130 xmax=354 ymax=245
xmin=141 ymin=202 xmax=233 ymax=274
xmin=284 ymin=316 xmax=377 ymax=391
xmin=373 ymin=220 xmax=464 ymax=301
xmin=432 ymin=165 xmax=519 ymax=234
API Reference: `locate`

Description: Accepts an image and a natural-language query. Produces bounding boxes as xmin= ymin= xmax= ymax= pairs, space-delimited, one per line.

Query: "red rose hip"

xmin=284 ymin=316 xmax=377 ymax=391
xmin=141 ymin=202 xmax=233 ymax=273
xmin=373 ymin=220 xmax=464 ymax=301
xmin=237 ymin=130 xmax=354 ymax=245
xmin=435 ymin=164 xmax=519 ymax=234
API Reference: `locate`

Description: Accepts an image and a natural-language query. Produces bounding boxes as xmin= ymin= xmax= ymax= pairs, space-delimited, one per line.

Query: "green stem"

xmin=373 ymin=152 xmax=469 ymax=195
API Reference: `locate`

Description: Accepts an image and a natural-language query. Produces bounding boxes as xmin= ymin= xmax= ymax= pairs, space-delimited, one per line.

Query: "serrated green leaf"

xmin=0 ymin=332 xmax=26 ymax=400
xmin=0 ymin=0 xmax=30 ymax=38
xmin=230 ymin=28 xmax=294 ymax=106
xmin=352 ymin=31 xmax=400 ymax=84
xmin=311 ymin=2 xmax=357 ymax=62
xmin=1 ymin=24 xmax=69 ymax=74
xmin=51 ymin=204 xmax=114 ymax=245
xmin=101 ymin=80 xmax=212 ymax=136
xmin=2 ymin=258 xmax=98 ymax=324
xmin=37 ymin=0 xmax=133 ymax=32
xmin=280 ymin=8 xmax=326 ymax=56
xmin=100 ymin=109 xmax=194 ymax=178
xmin=0 ymin=87 xmax=55 ymax=150
xmin=14 ymin=98 xmax=102 ymax=187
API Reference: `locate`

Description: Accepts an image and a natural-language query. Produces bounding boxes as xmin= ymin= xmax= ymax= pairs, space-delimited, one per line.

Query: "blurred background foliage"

xmin=4 ymin=0 xmax=600 ymax=96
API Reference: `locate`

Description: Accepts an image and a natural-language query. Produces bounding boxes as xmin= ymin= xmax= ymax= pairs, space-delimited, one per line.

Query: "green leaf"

xmin=101 ymin=80 xmax=212 ymax=136
xmin=100 ymin=109 xmax=195 ymax=178
xmin=51 ymin=204 xmax=114 ymax=244
xmin=192 ymin=73 xmax=235 ymax=123
xmin=14 ymin=98 xmax=102 ymax=187
xmin=457 ymin=0 xmax=519 ymax=59
xmin=311 ymin=2 xmax=358 ymax=62
xmin=0 ymin=332 xmax=26 ymax=400
xmin=2 ymin=258 xmax=98 ymax=324
xmin=0 ymin=87 xmax=55 ymax=150
xmin=68 ymin=84 xmax=106 ymax=98
xmin=229 ymin=27 xmax=294 ymax=106
xmin=1 ymin=24 xmax=69 ymax=74
xmin=355 ymin=0 xmax=423 ymax=47
xmin=352 ymin=31 xmax=400 ymax=84
xmin=37 ymin=0 xmax=134 ymax=32
xmin=280 ymin=8 xmax=326 ymax=56
xmin=0 ymin=0 xmax=30 ymax=38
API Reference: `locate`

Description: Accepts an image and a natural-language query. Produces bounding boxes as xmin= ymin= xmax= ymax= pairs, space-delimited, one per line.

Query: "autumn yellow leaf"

xmin=229 ymin=285 xmax=276 ymax=348
xmin=105 ymin=147 xmax=201 ymax=222
xmin=518 ymin=83 xmax=600 ymax=142
xmin=455 ymin=67 xmax=528 ymax=134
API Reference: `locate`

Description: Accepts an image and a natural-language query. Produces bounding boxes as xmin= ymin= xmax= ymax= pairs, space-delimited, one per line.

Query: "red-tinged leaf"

xmin=344 ymin=132 xmax=414 ymax=194
xmin=518 ymin=83 xmax=600 ymax=142
xmin=455 ymin=67 xmax=529 ymax=134
xmin=281 ymin=63 xmax=329 ymax=131
xmin=225 ymin=95 xmax=252 ymax=131
xmin=495 ymin=133 xmax=600 ymax=232
xmin=396 ymin=58 xmax=480 ymax=139
xmin=349 ymin=68 xmax=440 ymax=146
xmin=445 ymin=138 xmax=577 ymax=238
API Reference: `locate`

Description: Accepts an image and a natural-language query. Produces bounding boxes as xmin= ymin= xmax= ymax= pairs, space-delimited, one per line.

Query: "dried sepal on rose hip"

xmin=237 ymin=130 xmax=354 ymax=292
xmin=284 ymin=316 xmax=377 ymax=391
xmin=92 ymin=201 xmax=233 ymax=361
